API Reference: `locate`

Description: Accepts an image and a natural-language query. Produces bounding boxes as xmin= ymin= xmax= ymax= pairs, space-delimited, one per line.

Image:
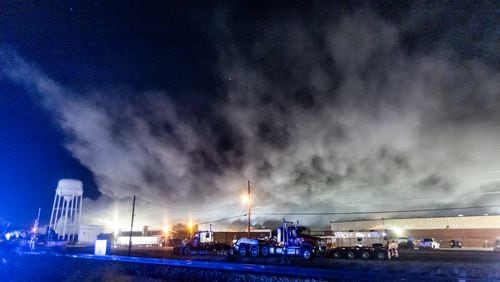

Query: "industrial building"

xmin=330 ymin=215 xmax=500 ymax=248
xmin=78 ymin=225 xmax=105 ymax=244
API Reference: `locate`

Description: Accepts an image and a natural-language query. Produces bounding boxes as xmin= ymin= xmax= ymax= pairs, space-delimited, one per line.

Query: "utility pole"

xmin=128 ymin=195 xmax=136 ymax=256
xmin=247 ymin=180 xmax=251 ymax=238
xmin=382 ymin=217 xmax=386 ymax=241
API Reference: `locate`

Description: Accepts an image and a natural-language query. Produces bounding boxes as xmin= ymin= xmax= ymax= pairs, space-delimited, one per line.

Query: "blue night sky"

xmin=0 ymin=1 xmax=498 ymax=230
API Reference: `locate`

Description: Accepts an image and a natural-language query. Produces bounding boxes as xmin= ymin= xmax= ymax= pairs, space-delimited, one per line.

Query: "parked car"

xmin=418 ymin=238 xmax=440 ymax=249
xmin=397 ymin=237 xmax=412 ymax=248
xmin=450 ymin=240 xmax=462 ymax=248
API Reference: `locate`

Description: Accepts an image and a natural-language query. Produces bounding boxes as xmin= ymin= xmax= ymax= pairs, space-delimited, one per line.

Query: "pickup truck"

xmin=418 ymin=238 xmax=440 ymax=249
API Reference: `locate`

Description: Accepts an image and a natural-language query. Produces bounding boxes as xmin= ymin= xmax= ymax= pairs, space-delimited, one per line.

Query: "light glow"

xmin=113 ymin=206 xmax=120 ymax=236
xmin=391 ymin=226 xmax=404 ymax=237
xmin=163 ymin=217 xmax=169 ymax=235
xmin=240 ymin=193 xmax=250 ymax=205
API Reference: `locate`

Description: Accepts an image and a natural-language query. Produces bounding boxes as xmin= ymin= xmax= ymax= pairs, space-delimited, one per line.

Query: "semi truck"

xmin=233 ymin=219 xmax=323 ymax=260
xmin=329 ymin=230 xmax=397 ymax=260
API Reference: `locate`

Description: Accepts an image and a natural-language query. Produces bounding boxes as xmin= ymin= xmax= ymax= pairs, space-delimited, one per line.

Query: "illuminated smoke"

xmin=1 ymin=6 xmax=499 ymax=229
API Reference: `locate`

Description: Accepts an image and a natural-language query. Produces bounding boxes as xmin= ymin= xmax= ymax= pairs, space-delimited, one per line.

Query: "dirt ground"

xmin=2 ymin=245 xmax=500 ymax=281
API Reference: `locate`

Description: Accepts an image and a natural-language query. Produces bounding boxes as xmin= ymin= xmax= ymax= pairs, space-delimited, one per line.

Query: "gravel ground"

xmin=1 ymin=251 xmax=329 ymax=282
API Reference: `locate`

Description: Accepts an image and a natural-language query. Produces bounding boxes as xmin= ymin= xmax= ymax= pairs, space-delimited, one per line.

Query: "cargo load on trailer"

xmin=329 ymin=230 xmax=398 ymax=260
xmin=173 ymin=231 xmax=232 ymax=255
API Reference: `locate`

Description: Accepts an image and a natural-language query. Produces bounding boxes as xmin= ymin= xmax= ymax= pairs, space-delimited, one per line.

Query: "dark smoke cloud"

xmin=1 ymin=4 xmax=499 ymax=229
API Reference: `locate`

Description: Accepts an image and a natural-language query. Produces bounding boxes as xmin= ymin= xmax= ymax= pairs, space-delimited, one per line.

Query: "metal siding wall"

xmin=331 ymin=216 xmax=500 ymax=248
xmin=405 ymin=228 xmax=500 ymax=248
xmin=332 ymin=215 xmax=500 ymax=231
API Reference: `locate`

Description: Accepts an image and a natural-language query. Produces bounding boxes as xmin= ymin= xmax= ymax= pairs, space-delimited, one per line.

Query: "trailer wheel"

xmin=346 ymin=251 xmax=355 ymax=259
xmin=261 ymin=245 xmax=270 ymax=257
xmin=333 ymin=251 xmax=341 ymax=259
xmin=361 ymin=251 xmax=370 ymax=259
xmin=238 ymin=245 xmax=247 ymax=256
xmin=301 ymin=246 xmax=313 ymax=260
xmin=250 ymin=245 xmax=259 ymax=257
xmin=183 ymin=246 xmax=190 ymax=255
xmin=376 ymin=251 xmax=386 ymax=260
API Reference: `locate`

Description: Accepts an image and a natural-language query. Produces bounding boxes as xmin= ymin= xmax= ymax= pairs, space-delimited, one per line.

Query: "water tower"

xmin=49 ymin=179 xmax=83 ymax=242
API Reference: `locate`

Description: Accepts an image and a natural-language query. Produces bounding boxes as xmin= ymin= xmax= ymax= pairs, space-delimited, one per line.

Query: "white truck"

xmin=418 ymin=238 xmax=440 ymax=249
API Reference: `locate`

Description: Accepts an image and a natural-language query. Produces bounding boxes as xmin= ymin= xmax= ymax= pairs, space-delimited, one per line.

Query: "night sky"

xmin=1 ymin=1 xmax=499 ymax=230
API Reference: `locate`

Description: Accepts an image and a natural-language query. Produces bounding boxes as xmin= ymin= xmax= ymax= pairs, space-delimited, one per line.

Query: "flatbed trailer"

xmin=330 ymin=245 xmax=390 ymax=260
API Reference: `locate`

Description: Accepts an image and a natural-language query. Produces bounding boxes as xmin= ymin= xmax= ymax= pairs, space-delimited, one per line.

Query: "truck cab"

xmin=233 ymin=219 xmax=321 ymax=260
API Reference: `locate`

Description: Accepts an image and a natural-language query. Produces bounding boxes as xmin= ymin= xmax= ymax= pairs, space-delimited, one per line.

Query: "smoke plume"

xmin=1 ymin=4 xmax=499 ymax=229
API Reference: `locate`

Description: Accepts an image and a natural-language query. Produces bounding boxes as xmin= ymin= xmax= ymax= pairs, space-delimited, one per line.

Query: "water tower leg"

xmin=68 ymin=195 xmax=74 ymax=242
xmin=55 ymin=195 xmax=63 ymax=239
xmin=77 ymin=195 xmax=82 ymax=241
xmin=62 ymin=199 xmax=69 ymax=241
xmin=49 ymin=192 xmax=58 ymax=230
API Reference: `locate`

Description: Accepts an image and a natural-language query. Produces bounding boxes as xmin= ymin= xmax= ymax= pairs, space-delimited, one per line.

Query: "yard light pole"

xmin=382 ymin=217 xmax=386 ymax=240
xmin=128 ymin=195 xmax=136 ymax=256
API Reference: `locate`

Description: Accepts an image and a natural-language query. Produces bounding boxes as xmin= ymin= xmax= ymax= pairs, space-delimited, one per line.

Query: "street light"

xmin=188 ymin=221 xmax=194 ymax=236
xmin=241 ymin=193 xmax=250 ymax=205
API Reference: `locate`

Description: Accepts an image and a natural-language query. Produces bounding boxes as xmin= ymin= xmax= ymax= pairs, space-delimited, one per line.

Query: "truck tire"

xmin=239 ymin=245 xmax=247 ymax=256
xmin=361 ymin=251 xmax=370 ymax=259
xmin=376 ymin=251 xmax=386 ymax=260
xmin=333 ymin=251 xmax=341 ymax=259
xmin=261 ymin=245 xmax=270 ymax=257
xmin=250 ymin=245 xmax=259 ymax=257
xmin=301 ymin=246 xmax=313 ymax=260
xmin=183 ymin=246 xmax=190 ymax=255
xmin=346 ymin=251 xmax=355 ymax=259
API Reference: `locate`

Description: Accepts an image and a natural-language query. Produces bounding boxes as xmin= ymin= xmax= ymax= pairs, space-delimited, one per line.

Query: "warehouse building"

xmin=331 ymin=215 xmax=500 ymax=248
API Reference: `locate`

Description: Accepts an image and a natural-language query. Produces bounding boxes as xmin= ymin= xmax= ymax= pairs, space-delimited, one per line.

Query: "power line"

xmin=192 ymin=204 xmax=500 ymax=227
xmin=196 ymin=214 xmax=247 ymax=225
xmin=134 ymin=196 xmax=234 ymax=213
xmin=253 ymin=204 xmax=500 ymax=216
xmin=130 ymin=194 xmax=500 ymax=225
xmin=136 ymin=189 xmax=500 ymax=214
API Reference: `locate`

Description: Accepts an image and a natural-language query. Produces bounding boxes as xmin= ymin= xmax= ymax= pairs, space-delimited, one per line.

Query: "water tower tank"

xmin=56 ymin=179 xmax=83 ymax=199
